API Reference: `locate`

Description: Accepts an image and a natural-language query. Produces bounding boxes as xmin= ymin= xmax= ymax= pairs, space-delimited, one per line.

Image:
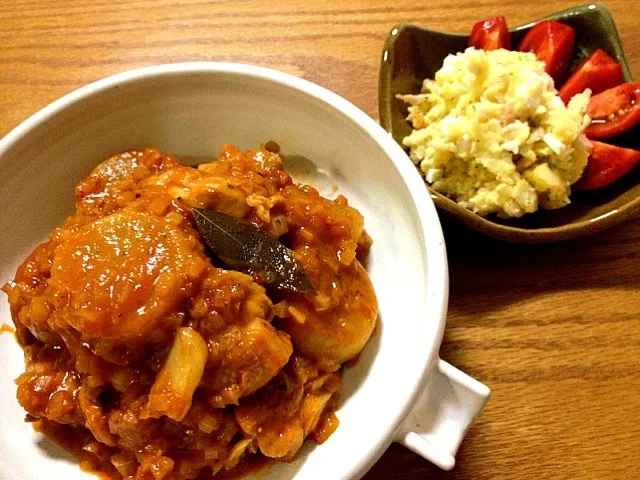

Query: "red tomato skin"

xmin=559 ymin=49 xmax=623 ymax=103
xmin=574 ymin=141 xmax=640 ymax=190
xmin=518 ymin=20 xmax=575 ymax=84
xmin=585 ymin=82 xmax=640 ymax=139
xmin=469 ymin=16 xmax=511 ymax=50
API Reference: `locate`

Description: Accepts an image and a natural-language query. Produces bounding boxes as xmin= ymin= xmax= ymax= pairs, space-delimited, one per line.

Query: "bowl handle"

xmin=395 ymin=358 xmax=490 ymax=470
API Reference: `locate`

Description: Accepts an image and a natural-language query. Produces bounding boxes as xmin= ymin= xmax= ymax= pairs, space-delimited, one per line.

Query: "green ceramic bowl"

xmin=379 ymin=3 xmax=640 ymax=243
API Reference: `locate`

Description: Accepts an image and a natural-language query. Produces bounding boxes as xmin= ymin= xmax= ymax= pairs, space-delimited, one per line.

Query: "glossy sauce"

xmin=35 ymin=418 xmax=272 ymax=480
xmin=4 ymin=146 xmax=378 ymax=479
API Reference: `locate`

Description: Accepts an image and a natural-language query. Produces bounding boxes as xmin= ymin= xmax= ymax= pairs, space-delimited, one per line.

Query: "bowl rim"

xmin=378 ymin=3 xmax=640 ymax=243
xmin=0 ymin=62 xmax=450 ymax=478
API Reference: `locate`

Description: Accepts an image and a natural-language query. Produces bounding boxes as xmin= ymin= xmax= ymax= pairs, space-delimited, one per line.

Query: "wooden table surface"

xmin=2 ymin=1 xmax=639 ymax=479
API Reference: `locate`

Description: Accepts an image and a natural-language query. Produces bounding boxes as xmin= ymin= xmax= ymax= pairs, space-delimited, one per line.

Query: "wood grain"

xmin=1 ymin=1 xmax=639 ymax=479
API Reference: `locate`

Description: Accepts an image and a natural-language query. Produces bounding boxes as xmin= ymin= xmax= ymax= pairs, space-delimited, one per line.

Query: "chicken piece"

xmin=46 ymin=207 xmax=208 ymax=343
xmin=107 ymin=385 xmax=164 ymax=453
xmin=15 ymin=343 xmax=83 ymax=426
xmin=235 ymin=356 xmax=341 ymax=460
xmin=199 ymin=144 xmax=292 ymax=193
xmin=189 ymin=269 xmax=293 ymax=407
xmin=72 ymin=149 xmax=181 ymax=227
xmin=144 ymin=145 xmax=292 ymax=233
xmin=277 ymin=247 xmax=377 ymax=367
xmin=109 ymin=392 xmax=241 ymax=478
xmin=3 ymin=241 xmax=56 ymax=344
xmin=144 ymin=165 xmax=252 ymax=219
xmin=202 ymin=318 xmax=293 ymax=407
xmin=281 ymin=184 xmax=367 ymax=267
xmin=78 ymin=380 xmax=119 ymax=447
xmin=188 ymin=269 xmax=273 ymax=334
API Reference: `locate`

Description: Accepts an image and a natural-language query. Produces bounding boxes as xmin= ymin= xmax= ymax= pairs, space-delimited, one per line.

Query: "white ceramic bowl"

xmin=0 ymin=63 xmax=489 ymax=480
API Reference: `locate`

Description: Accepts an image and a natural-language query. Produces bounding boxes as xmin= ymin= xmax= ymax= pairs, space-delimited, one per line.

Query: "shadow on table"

xmin=440 ymin=213 xmax=640 ymax=321
xmin=363 ymin=418 xmax=490 ymax=479
xmin=362 ymin=442 xmax=459 ymax=480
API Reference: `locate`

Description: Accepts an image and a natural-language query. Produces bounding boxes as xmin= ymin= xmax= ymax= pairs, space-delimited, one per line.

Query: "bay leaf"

xmin=192 ymin=208 xmax=315 ymax=294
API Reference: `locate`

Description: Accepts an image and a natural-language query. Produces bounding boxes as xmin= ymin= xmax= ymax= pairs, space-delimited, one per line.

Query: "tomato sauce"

xmin=3 ymin=146 xmax=378 ymax=480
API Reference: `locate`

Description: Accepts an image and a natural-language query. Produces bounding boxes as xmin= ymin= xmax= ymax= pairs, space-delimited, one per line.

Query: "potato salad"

xmin=400 ymin=47 xmax=592 ymax=218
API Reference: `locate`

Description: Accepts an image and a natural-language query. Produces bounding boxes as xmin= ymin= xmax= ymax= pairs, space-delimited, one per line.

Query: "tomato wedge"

xmin=585 ymin=82 xmax=640 ymax=139
xmin=518 ymin=20 xmax=575 ymax=84
xmin=559 ymin=49 xmax=623 ymax=104
xmin=574 ymin=141 xmax=640 ymax=190
xmin=469 ymin=16 xmax=511 ymax=50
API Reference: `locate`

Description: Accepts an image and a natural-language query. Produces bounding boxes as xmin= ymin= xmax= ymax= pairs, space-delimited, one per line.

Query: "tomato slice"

xmin=559 ymin=49 xmax=623 ymax=103
xmin=518 ymin=20 xmax=575 ymax=84
xmin=585 ymin=82 xmax=640 ymax=139
xmin=574 ymin=141 xmax=640 ymax=190
xmin=469 ymin=16 xmax=511 ymax=50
